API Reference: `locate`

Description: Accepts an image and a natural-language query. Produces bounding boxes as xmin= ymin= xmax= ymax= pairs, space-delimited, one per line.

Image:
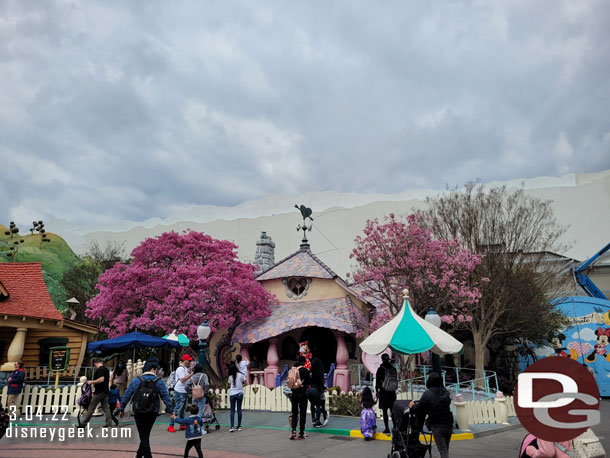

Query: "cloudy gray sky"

xmin=1 ymin=0 xmax=609 ymax=226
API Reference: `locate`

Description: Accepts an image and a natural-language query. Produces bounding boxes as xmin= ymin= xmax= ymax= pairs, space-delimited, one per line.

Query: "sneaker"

xmin=167 ymin=426 xmax=176 ymax=433
xmin=237 ymin=426 xmax=243 ymax=431
xmin=314 ymin=421 xmax=322 ymax=428
xmin=289 ymin=431 xmax=297 ymax=440
xmin=180 ymin=425 xmax=187 ymax=431
xmin=298 ymin=434 xmax=306 ymax=440
xmin=323 ymin=412 xmax=329 ymax=426
xmin=229 ymin=427 xmax=235 ymax=432
xmin=383 ymin=429 xmax=391 ymax=436
xmin=201 ymin=430 xmax=208 ymax=435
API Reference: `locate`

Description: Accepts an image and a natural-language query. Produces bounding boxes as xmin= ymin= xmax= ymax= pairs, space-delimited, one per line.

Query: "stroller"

xmin=200 ymin=393 xmax=221 ymax=433
xmin=0 ymin=403 xmax=10 ymax=440
xmin=388 ymin=400 xmax=432 ymax=458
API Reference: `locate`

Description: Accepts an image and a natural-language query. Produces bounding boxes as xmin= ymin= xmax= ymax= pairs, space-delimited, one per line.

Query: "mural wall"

xmin=521 ymin=296 xmax=610 ymax=396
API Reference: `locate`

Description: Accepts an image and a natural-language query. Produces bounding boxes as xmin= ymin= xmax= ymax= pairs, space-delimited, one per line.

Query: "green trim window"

xmin=38 ymin=337 xmax=68 ymax=367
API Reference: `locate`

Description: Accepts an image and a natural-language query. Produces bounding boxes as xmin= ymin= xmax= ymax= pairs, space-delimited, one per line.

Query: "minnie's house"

xmin=208 ymin=232 xmax=373 ymax=392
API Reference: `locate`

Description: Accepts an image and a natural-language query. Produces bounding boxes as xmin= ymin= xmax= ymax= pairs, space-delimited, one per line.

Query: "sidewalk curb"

xmin=349 ymin=430 xmax=474 ymax=441
xmin=470 ymin=422 xmax=522 ymax=438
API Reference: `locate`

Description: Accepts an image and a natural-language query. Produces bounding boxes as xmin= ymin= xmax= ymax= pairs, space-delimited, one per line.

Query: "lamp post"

xmin=197 ymin=321 xmax=211 ymax=373
xmin=425 ymin=308 xmax=442 ymax=374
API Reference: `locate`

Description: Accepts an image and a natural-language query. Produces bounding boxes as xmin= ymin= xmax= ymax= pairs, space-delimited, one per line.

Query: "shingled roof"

xmin=232 ymin=296 xmax=367 ymax=344
xmin=256 ymin=246 xmax=338 ymax=281
xmin=0 ymin=263 xmax=63 ymax=321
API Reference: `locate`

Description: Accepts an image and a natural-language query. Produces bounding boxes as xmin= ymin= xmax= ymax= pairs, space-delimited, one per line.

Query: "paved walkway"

xmin=1 ymin=400 xmax=607 ymax=458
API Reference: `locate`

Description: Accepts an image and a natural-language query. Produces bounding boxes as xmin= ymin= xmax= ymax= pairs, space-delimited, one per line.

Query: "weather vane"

xmin=295 ymin=204 xmax=313 ymax=248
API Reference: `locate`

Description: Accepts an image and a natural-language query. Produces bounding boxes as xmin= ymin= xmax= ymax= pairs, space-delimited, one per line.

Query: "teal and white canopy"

xmin=163 ymin=331 xmax=190 ymax=347
xmin=360 ymin=290 xmax=463 ymax=356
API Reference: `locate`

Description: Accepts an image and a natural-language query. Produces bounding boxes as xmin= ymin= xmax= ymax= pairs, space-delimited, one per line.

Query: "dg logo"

xmin=514 ymin=357 xmax=600 ymax=442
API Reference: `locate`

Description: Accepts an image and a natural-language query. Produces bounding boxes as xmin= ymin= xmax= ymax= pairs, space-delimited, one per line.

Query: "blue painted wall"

xmin=519 ymin=296 xmax=610 ymax=397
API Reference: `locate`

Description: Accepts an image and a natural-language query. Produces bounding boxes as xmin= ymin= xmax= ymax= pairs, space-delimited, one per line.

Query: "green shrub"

xmin=329 ymin=393 xmax=361 ymax=417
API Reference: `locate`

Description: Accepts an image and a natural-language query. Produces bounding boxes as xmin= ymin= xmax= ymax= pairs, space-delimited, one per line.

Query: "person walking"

xmin=288 ymin=355 xmax=311 ymax=440
xmin=79 ymin=358 xmax=113 ymax=428
xmin=174 ymin=404 xmax=205 ymax=458
xmin=228 ymin=361 xmax=245 ymax=432
xmin=185 ymin=363 xmax=209 ymax=432
xmin=360 ymin=387 xmax=377 ymax=440
xmin=375 ymin=353 xmax=397 ymax=435
xmin=6 ymin=361 xmax=25 ymax=410
xmin=169 ymin=355 xmax=195 ymax=433
xmin=108 ymin=383 xmax=122 ymax=426
xmin=110 ymin=360 xmax=128 ymax=396
xmin=118 ymin=360 xmax=174 ymax=458
xmin=307 ymin=356 xmax=325 ymax=427
xmin=409 ymin=372 xmax=454 ymax=458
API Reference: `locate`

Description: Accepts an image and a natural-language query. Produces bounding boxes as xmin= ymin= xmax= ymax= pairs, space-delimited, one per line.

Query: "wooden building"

xmin=0 ymin=263 xmax=97 ymax=381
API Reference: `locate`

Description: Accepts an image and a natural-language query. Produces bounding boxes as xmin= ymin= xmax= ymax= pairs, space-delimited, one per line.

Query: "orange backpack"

xmin=285 ymin=366 xmax=303 ymax=389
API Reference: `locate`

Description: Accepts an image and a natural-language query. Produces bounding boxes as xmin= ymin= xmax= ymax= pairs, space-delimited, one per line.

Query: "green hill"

xmin=0 ymin=224 xmax=79 ymax=312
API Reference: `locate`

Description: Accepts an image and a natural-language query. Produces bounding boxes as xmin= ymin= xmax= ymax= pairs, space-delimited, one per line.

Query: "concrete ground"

xmin=1 ymin=400 xmax=607 ymax=457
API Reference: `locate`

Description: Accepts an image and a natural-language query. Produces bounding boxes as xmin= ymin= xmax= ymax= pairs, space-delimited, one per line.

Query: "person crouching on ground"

xmin=174 ymin=404 xmax=204 ymax=458
xmin=360 ymin=387 xmax=377 ymax=441
xmin=118 ymin=361 xmax=174 ymax=458
xmin=409 ymin=372 xmax=454 ymax=458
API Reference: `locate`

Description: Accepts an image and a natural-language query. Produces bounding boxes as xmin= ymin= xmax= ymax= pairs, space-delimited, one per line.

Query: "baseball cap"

xmin=181 ymin=355 xmax=193 ymax=361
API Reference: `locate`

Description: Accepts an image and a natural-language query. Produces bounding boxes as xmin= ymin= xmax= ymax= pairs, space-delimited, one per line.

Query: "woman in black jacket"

xmin=409 ymin=372 xmax=454 ymax=458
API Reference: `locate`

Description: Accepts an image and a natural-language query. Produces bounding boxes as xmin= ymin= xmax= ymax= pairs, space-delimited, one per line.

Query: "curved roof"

xmin=233 ymin=296 xmax=367 ymax=344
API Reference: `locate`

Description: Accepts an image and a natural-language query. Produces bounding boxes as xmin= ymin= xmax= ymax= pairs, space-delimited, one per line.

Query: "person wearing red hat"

xmin=168 ymin=354 xmax=194 ymax=433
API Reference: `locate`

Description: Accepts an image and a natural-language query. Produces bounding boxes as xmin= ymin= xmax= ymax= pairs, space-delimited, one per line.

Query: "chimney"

xmin=253 ymin=231 xmax=275 ymax=274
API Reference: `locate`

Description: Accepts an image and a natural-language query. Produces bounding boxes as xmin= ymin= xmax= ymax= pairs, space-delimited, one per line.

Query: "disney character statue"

xmin=299 ymin=341 xmax=312 ymax=370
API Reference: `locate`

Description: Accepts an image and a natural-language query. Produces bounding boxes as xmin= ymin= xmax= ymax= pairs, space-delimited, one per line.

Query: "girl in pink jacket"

xmin=526 ymin=439 xmax=573 ymax=458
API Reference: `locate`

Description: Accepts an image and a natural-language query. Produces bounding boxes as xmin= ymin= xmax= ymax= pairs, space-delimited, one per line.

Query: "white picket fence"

xmin=2 ymin=383 xmax=516 ymax=426
xmin=1 ymin=384 xmax=82 ymax=416
xmin=462 ymin=395 xmax=516 ymax=425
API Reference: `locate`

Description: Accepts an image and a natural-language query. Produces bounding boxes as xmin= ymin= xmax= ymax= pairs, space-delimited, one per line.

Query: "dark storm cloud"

xmin=1 ymin=0 xmax=609 ymax=225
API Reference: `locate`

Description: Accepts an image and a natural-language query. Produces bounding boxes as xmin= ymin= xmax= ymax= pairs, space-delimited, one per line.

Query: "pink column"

xmin=264 ymin=338 xmax=280 ymax=388
xmin=333 ymin=331 xmax=350 ymax=392
xmin=240 ymin=344 xmax=251 ymax=385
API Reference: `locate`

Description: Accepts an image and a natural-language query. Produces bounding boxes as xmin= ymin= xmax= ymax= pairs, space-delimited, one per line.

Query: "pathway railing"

xmin=350 ymin=364 xmax=499 ymax=401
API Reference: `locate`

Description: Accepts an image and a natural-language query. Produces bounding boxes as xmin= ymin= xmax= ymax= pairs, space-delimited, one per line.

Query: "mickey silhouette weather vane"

xmin=295 ymin=204 xmax=313 ymax=249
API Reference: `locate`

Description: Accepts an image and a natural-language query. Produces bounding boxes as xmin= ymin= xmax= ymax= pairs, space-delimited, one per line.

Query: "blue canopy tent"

xmin=87 ymin=331 xmax=180 ymax=352
xmin=87 ymin=331 xmax=180 ymax=375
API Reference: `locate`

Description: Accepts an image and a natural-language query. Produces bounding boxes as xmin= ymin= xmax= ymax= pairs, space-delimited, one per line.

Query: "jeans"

xmin=81 ymin=392 xmax=112 ymax=427
xmin=431 ymin=425 xmax=453 ymax=458
xmin=194 ymin=396 xmax=207 ymax=418
xmin=291 ymin=390 xmax=308 ymax=434
xmin=184 ymin=438 xmax=203 ymax=458
xmin=170 ymin=391 xmax=188 ymax=426
xmin=230 ymin=393 xmax=243 ymax=428
xmin=134 ymin=412 xmax=157 ymax=458
xmin=306 ymin=387 xmax=321 ymax=423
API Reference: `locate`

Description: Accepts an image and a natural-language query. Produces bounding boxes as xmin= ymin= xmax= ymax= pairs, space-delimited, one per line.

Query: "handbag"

xmin=572 ymin=429 xmax=605 ymax=458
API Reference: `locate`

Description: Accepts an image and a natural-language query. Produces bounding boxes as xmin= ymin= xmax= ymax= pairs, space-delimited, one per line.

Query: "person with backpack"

xmin=307 ymin=356 xmax=325 ymax=428
xmin=228 ymin=361 xmax=245 ymax=432
xmin=174 ymin=404 xmax=205 ymax=458
xmin=287 ymin=355 xmax=311 ymax=440
xmin=79 ymin=358 xmax=113 ymax=428
xmin=185 ymin=363 xmax=209 ymax=432
xmin=169 ymin=354 xmax=195 ymax=433
xmin=375 ymin=353 xmax=397 ymax=435
xmin=409 ymin=372 xmax=454 ymax=458
xmin=118 ymin=360 xmax=174 ymax=458
xmin=6 ymin=361 xmax=25 ymax=409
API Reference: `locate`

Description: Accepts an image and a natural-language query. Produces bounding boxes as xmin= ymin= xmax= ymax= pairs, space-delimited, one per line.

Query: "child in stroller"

xmin=387 ymin=400 xmax=431 ymax=458
xmin=199 ymin=393 xmax=221 ymax=433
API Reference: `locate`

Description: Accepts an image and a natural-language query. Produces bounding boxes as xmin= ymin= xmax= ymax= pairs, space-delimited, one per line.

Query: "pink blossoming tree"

xmin=86 ymin=231 xmax=276 ymax=338
xmin=349 ymin=214 xmax=482 ymax=331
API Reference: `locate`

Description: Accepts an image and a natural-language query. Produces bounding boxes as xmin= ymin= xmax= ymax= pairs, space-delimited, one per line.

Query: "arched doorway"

xmin=299 ymin=327 xmax=337 ymax=372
